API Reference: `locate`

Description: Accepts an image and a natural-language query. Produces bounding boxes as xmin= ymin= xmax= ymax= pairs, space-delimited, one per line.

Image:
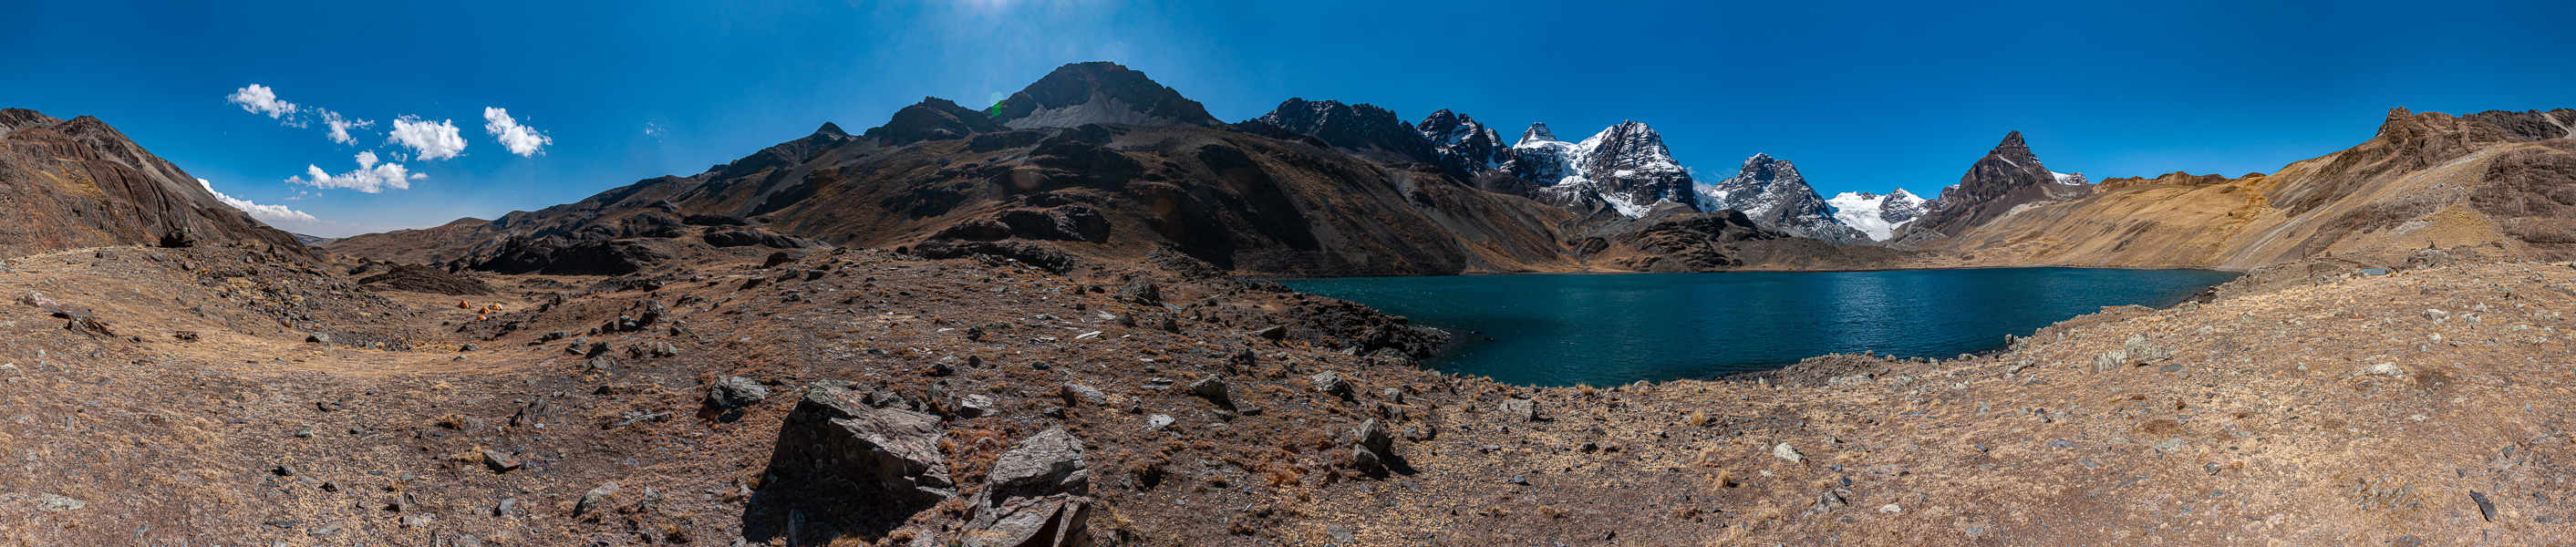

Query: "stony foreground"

xmin=0 ymin=245 xmax=2571 ymax=546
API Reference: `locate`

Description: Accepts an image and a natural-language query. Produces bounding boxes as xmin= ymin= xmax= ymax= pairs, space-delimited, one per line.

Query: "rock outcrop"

xmin=772 ymin=381 xmax=957 ymax=506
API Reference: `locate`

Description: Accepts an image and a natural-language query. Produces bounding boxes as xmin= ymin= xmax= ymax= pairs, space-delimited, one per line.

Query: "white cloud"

xmin=286 ymin=150 xmax=425 ymax=193
xmin=481 ymin=107 xmax=551 ymax=157
xmin=388 ymin=116 xmax=467 ymax=160
xmin=198 ymin=178 xmax=319 ymax=223
xmin=225 ymin=84 xmax=300 ymax=120
xmin=320 ymin=110 xmax=374 ymax=145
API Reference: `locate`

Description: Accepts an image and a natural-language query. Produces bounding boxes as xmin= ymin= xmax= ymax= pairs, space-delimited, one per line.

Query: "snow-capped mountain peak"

xmin=1500 ymin=121 xmax=1698 ymax=218
xmin=2050 ymin=171 xmax=2089 ymax=185
xmin=1694 ymin=153 xmax=1867 ymax=243
xmin=1516 ymin=122 xmax=1557 ymax=146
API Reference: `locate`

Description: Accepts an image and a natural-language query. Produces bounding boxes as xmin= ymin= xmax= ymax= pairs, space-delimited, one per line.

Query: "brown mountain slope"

xmin=332 ymin=121 xmax=1588 ymax=277
xmin=330 ymin=63 xmax=1929 ymax=276
xmin=1933 ymin=108 xmax=2576 ymax=269
xmin=0 ymin=108 xmax=310 ymax=258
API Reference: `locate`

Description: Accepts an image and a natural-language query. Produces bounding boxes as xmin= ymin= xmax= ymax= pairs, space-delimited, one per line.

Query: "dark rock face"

xmin=1888 ymin=131 xmax=2092 ymax=246
xmin=356 ymin=264 xmax=494 ymax=295
xmin=1247 ymin=98 xmax=1443 ymax=167
xmin=1696 ymin=154 xmax=1867 ymax=244
xmin=701 ymin=229 xmax=810 ymax=249
xmin=864 ymin=98 xmax=1001 ymax=145
xmin=470 ymin=237 xmax=670 ymax=275
xmin=2461 ymin=108 xmax=2576 ymax=142
xmin=993 ymin=61 xmax=1222 ymax=129
xmin=1416 ymin=109 xmax=1509 ymax=176
xmin=0 ymin=108 xmax=313 ymax=259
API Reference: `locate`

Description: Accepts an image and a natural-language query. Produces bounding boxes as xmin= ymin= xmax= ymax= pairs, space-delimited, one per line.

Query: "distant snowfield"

xmin=1826 ymin=190 xmax=1923 ymax=241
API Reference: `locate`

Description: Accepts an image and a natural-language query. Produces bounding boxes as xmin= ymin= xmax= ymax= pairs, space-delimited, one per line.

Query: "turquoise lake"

xmin=1280 ymin=267 xmax=2240 ymax=387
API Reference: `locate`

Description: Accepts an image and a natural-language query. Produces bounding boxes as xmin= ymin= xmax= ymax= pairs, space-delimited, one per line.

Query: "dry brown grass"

xmin=1685 ymin=409 xmax=1711 ymax=427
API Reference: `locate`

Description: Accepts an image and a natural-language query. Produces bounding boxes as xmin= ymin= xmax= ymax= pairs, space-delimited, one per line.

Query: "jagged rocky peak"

xmin=1826 ymin=189 xmax=1929 ymax=242
xmin=1888 ymin=130 xmax=2093 ymax=246
xmin=1516 ymin=122 xmax=1557 ymax=145
xmin=993 ymin=61 xmax=1222 ymax=129
xmin=863 ymin=97 xmax=1000 ymax=145
xmin=1248 ymin=98 xmax=1439 ymax=164
xmin=1505 ymin=120 xmax=1699 ymax=218
xmin=1695 ymin=153 xmax=1867 ymax=244
xmin=0 ymin=108 xmax=65 ymax=139
xmin=1416 ymin=109 xmax=1508 ymax=173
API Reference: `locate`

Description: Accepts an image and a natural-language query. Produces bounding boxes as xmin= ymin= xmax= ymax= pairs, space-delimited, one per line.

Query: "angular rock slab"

xmin=961 ymin=428 xmax=1094 ymax=547
xmin=778 ymin=381 xmax=957 ymax=503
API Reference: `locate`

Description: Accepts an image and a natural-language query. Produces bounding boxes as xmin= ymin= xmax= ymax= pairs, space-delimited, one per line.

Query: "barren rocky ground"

xmin=1 ymin=243 xmax=2571 ymax=546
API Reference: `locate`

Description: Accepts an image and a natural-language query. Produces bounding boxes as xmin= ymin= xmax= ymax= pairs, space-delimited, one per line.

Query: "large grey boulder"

xmin=960 ymin=428 xmax=1093 ymax=547
xmin=774 ymin=381 xmax=957 ymax=504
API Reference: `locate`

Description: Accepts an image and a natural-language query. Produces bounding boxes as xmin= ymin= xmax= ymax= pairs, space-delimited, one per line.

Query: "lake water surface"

xmin=1280 ymin=268 xmax=2239 ymax=387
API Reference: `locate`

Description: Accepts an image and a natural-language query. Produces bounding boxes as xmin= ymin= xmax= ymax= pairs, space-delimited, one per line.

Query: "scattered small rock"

xmin=577 ymin=482 xmax=621 ymax=516
xmin=1311 ymin=371 xmax=1351 ymax=397
xmin=1774 ymin=442 xmax=1805 ymax=463
xmin=709 ymin=376 xmax=771 ymax=408
xmin=957 ymin=394 xmax=996 ymax=418
xmin=1497 ymin=398 xmax=1540 ymax=422
xmin=1185 ymin=375 xmax=1231 ymax=407
xmin=1061 ymin=384 xmax=1107 ymax=406
xmin=32 ymin=493 xmax=82 ymax=512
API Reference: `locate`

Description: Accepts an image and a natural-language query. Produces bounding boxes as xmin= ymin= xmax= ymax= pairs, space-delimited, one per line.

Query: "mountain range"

xmin=5 ymin=61 xmax=2568 ymax=277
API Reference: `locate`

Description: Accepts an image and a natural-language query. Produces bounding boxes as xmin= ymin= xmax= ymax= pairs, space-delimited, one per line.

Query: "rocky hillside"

xmin=1887 ymin=131 xmax=2094 ymax=247
xmin=332 ymin=67 xmax=1588 ymax=277
xmin=0 ymin=108 xmax=310 ymax=258
xmin=1695 ymin=153 xmax=1869 ymax=244
xmin=1933 ymin=108 xmax=2576 ymax=268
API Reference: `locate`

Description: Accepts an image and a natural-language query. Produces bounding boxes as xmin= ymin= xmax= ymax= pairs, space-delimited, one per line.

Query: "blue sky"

xmin=7 ymin=0 xmax=2569 ymax=237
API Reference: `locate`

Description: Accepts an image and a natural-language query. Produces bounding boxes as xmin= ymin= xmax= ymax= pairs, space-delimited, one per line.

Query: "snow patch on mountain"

xmin=1826 ymin=189 xmax=1929 ymax=242
xmin=2050 ymin=171 xmax=2089 ymax=185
